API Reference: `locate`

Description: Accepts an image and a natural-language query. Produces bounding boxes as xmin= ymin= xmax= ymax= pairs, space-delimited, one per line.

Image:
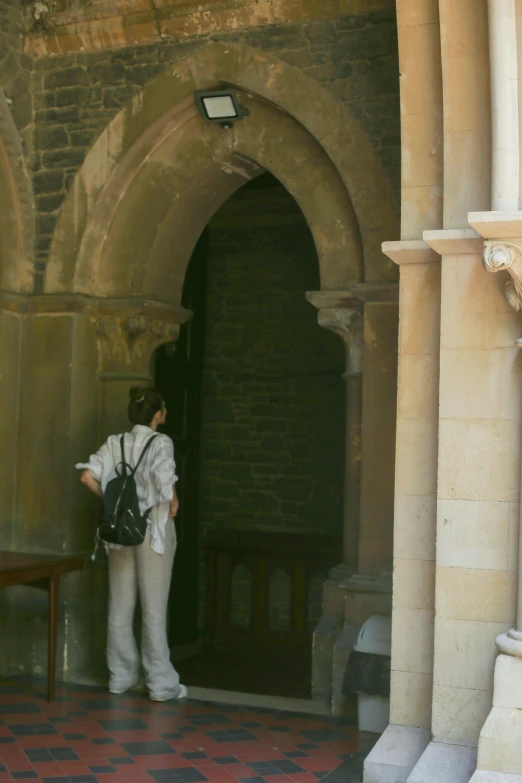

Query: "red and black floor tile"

xmin=0 ymin=683 xmax=375 ymax=783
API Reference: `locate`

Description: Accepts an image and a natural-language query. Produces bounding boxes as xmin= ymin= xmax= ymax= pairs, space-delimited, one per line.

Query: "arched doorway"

xmin=38 ymin=41 xmax=399 ymax=692
xmin=155 ymin=172 xmax=345 ymax=697
xmin=44 ymin=42 xmax=397 ymax=298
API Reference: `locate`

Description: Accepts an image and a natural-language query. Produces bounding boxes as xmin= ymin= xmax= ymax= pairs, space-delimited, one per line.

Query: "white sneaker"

xmin=109 ymin=677 xmax=141 ymax=695
xmin=149 ymin=684 xmax=188 ymax=702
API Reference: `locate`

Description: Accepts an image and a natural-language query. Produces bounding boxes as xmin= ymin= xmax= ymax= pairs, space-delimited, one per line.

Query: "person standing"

xmin=76 ymin=386 xmax=187 ymax=702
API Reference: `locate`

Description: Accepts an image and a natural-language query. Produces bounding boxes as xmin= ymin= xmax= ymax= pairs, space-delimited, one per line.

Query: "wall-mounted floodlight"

xmin=195 ymin=89 xmax=249 ymax=129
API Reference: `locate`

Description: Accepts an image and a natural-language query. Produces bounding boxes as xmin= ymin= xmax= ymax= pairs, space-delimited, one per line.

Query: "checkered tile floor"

xmin=0 ymin=682 xmax=375 ymax=783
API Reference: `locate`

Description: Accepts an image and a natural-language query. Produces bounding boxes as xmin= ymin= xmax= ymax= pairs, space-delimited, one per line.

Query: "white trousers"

xmin=107 ymin=522 xmax=181 ymax=700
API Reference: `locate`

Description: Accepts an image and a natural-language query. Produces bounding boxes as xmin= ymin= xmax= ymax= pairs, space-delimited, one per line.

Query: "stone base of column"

xmin=311 ymin=613 xmax=343 ymax=707
xmin=363 ymin=725 xmax=430 ymax=783
xmin=405 ymin=741 xmax=477 ymax=783
xmin=469 ymin=650 xmax=522 ymax=779
xmin=312 ymin=568 xmax=391 ymax=714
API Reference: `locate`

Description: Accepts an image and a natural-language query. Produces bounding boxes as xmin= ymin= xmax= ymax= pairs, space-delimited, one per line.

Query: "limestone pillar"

xmin=487 ymin=0 xmax=519 ymax=212
xmin=402 ymin=228 xmax=510 ymax=783
xmin=363 ymin=242 xmax=441 ymax=783
xmin=459 ymin=215 xmax=522 ymax=782
xmin=389 ymin=0 xmax=494 ymax=778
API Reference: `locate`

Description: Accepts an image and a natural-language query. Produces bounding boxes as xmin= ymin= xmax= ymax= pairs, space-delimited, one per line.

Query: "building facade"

xmin=2 ymin=0 xmax=522 ymax=781
xmin=366 ymin=1 xmax=522 ymax=781
xmin=0 ymin=0 xmax=400 ymax=694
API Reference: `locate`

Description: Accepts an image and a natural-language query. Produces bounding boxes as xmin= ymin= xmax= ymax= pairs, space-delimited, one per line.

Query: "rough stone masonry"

xmin=20 ymin=4 xmax=400 ymax=279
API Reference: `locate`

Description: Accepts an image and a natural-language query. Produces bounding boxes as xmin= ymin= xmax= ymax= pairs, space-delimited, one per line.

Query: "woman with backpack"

xmin=76 ymin=386 xmax=187 ymax=702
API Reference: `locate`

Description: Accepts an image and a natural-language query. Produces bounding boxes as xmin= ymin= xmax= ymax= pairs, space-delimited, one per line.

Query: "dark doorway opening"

xmin=155 ymin=230 xmax=209 ymax=652
xmin=155 ymin=173 xmax=344 ymax=699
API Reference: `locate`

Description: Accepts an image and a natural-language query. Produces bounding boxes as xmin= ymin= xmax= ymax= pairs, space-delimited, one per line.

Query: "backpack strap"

xmin=130 ymin=434 xmax=158 ymax=477
xmin=119 ymin=435 xmax=128 ymax=477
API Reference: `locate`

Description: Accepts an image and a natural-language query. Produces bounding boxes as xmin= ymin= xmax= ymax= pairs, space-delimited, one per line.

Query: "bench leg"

xmin=48 ymin=576 xmax=59 ymax=702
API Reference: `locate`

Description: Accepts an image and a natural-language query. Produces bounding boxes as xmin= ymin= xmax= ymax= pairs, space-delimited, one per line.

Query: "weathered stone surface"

xmin=68 ymin=128 xmax=94 ymax=147
xmin=125 ymin=62 xmax=164 ymax=85
xmin=305 ymin=21 xmax=337 ymax=46
xmin=27 ymin=11 xmax=399 ymax=271
xmin=243 ymin=25 xmax=308 ymax=51
xmin=34 ymin=124 xmax=68 ymax=150
xmin=0 ymin=0 xmax=32 ymax=144
xmin=33 ymin=169 xmax=64 ymax=194
xmin=42 ymin=147 xmax=87 ymax=168
xmin=44 ymin=66 xmax=90 ymax=90
xmin=36 ymin=213 xmax=57 ymax=236
xmin=36 ymin=193 xmax=64 ymax=213
xmin=102 ymin=84 xmax=135 ymax=108
xmin=90 ymin=61 xmax=126 ymax=84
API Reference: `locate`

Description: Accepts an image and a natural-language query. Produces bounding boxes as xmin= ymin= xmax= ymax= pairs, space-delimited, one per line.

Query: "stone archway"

xmin=44 ymin=41 xmax=398 ymax=300
xmin=41 ymin=40 xmax=401 ymax=577
xmin=50 ymin=96 xmax=364 ymax=300
xmin=0 ymin=86 xmax=35 ymax=292
xmin=4 ymin=40 xmax=400 ymax=689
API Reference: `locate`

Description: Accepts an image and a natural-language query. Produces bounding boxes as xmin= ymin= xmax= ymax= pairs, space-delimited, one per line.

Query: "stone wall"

xmin=30 ymin=9 xmax=399 ymax=272
xmin=0 ymin=0 xmax=33 ymax=153
xmin=199 ymin=175 xmax=346 ymax=538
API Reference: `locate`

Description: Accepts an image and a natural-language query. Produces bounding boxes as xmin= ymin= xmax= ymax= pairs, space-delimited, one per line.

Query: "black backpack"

xmin=92 ymin=434 xmax=158 ymax=556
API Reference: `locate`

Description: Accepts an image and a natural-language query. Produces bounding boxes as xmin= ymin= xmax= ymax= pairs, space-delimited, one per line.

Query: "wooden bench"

xmin=0 ymin=551 xmax=84 ymax=701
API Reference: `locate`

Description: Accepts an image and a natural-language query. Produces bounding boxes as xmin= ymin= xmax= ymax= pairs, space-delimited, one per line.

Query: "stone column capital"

xmin=316 ymin=306 xmax=362 ymax=339
xmin=95 ymin=314 xmax=179 ymax=378
xmin=306 ymin=291 xmax=363 ymax=376
xmin=0 ymin=294 xmax=195 ymax=379
xmin=93 ymin=299 xmax=192 ymax=377
xmin=468 ymin=211 xmax=522 ymax=313
xmin=482 ymin=239 xmax=522 ymax=312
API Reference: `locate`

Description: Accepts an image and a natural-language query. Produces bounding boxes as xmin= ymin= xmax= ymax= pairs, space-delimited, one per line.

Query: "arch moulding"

xmin=0 ymin=87 xmax=35 ymax=293
xmin=44 ymin=41 xmax=399 ymax=304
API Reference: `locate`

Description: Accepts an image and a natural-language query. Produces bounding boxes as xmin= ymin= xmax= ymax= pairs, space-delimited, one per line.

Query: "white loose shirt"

xmin=76 ymin=424 xmax=178 ymax=555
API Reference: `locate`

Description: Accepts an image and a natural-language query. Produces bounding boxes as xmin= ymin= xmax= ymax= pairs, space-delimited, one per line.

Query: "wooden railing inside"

xmin=204 ymin=531 xmax=342 ymax=650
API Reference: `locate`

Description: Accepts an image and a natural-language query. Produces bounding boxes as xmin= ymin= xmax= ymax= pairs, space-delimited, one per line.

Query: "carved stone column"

xmin=321 ymin=306 xmax=363 ymax=572
xmin=307 ymin=292 xmax=363 ymax=571
xmin=483 ymin=237 xmax=522 ymax=639
xmin=92 ymin=298 xmax=191 ymax=437
xmin=468 ymin=214 xmax=522 ymax=780
xmin=307 ymin=286 xmax=397 ymax=714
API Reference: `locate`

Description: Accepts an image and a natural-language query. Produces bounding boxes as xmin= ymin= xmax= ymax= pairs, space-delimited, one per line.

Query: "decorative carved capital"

xmin=95 ymin=315 xmax=181 ymax=376
xmin=318 ymin=307 xmax=363 ymax=376
xmin=317 ymin=307 xmax=360 ymax=338
xmin=92 ymin=298 xmax=191 ymax=376
xmin=483 ymin=240 xmax=522 ymax=312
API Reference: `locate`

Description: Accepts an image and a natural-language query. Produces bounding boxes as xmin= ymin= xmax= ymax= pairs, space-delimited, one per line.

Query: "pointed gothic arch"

xmin=44 ymin=41 xmax=398 ymax=302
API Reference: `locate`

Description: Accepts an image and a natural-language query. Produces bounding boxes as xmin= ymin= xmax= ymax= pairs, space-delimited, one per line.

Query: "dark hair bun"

xmin=129 ymin=387 xmax=146 ymax=403
xmin=128 ymin=386 xmax=165 ymax=426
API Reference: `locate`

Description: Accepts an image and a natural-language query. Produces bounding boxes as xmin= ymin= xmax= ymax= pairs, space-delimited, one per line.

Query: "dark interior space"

xmin=155 ymin=172 xmax=345 ymax=698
